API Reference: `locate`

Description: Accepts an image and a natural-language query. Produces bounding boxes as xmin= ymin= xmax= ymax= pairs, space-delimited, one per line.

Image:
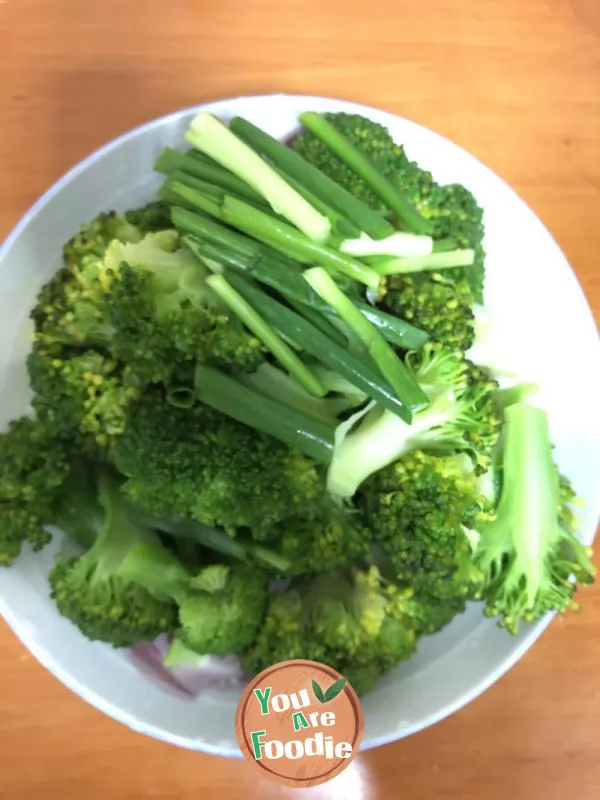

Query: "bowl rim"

xmin=1 ymin=92 xmax=598 ymax=756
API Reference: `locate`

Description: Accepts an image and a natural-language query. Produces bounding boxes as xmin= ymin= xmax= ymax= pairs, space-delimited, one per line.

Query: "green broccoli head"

xmin=32 ymin=210 xmax=146 ymax=352
xmin=358 ymin=450 xmax=486 ymax=608
xmin=33 ymin=215 xmax=265 ymax=383
xmin=292 ymin=111 xmax=485 ymax=301
xmin=242 ymin=565 xmax=418 ymax=695
xmin=179 ymin=564 xmax=268 ymax=655
xmin=30 ymin=266 xmax=112 ymax=349
xmin=473 ymin=402 xmax=596 ymax=634
xmin=112 ymin=389 xmax=323 ymax=536
xmin=389 ymin=162 xmax=485 ymax=297
xmin=50 ymin=556 xmax=176 ymax=647
xmin=62 ymin=211 xmax=142 ymax=272
xmin=27 ymin=343 xmax=138 ymax=456
xmin=49 ymin=471 xmax=177 ymax=647
xmin=270 ymin=504 xmax=372 ymax=576
xmin=118 ymin=546 xmax=268 ymax=656
xmin=241 ymin=590 xmax=322 ymax=673
xmin=383 ymin=273 xmax=476 ymax=352
xmin=103 ymin=231 xmax=265 ymax=382
xmin=0 ymin=416 xmax=72 ymax=566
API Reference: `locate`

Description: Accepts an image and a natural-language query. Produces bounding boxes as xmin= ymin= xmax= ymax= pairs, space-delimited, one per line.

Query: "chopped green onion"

xmin=368 ymin=249 xmax=475 ymax=275
xmin=303 ymin=267 xmax=429 ymax=412
xmin=222 ymin=196 xmax=382 ymax=290
xmin=180 ymin=233 xmax=428 ymax=350
xmin=167 ymin=181 xmax=224 ymax=220
xmin=205 ymin=274 xmax=325 ymax=397
xmin=225 ymin=272 xmax=414 ymax=422
xmin=269 ymin=164 xmax=361 ymax=239
xmin=155 ymin=147 xmax=268 ymax=206
xmin=432 ymin=237 xmax=459 ymax=253
xmin=166 ymin=387 xmax=196 ymax=409
xmin=194 ymin=364 xmax=334 ymax=462
xmin=138 ymin=513 xmax=291 ymax=573
xmin=239 ymin=363 xmax=354 ymax=424
xmin=230 ymin=116 xmax=395 ymax=240
xmin=184 ymin=112 xmax=331 ymax=243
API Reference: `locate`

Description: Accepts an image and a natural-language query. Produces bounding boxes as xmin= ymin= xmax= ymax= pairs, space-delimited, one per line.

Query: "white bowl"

xmin=1 ymin=94 xmax=599 ymax=756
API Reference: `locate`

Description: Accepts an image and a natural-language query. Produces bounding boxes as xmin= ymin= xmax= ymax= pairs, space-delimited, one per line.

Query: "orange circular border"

xmin=235 ymin=659 xmax=364 ymax=788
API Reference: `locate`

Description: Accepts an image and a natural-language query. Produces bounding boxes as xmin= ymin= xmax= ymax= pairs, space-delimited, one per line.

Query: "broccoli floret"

xmin=112 ymin=388 xmax=323 ymax=536
xmin=391 ymin=169 xmax=485 ymax=299
xmin=358 ymin=451 xmax=485 ymax=617
xmin=32 ymin=211 xmax=142 ymax=350
xmin=124 ymin=202 xmax=173 ymax=234
xmin=49 ymin=471 xmax=177 ymax=647
xmin=267 ymin=504 xmax=372 ymax=575
xmin=292 ymin=112 xmax=485 ymax=300
xmin=383 ymin=273 xmax=475 ymax=352
xmin=0 ymin=417 xmax=72 ymax=565
xmin=33 ymin=219 xmax=265 ymax=384
xmin=62 ymin=211 xmax=142 ymax=272
xmin=118 ymin=546 xmax=268 ymax=655
xmin=27 ymin=343 xmax=138 ymax=456
xmin=327 ymin=345 xmax=501 ymax=498
xmin=241 ymin=565 xmax=419 ymax=694
xmin=103 ymin=231 xmax=266 ymax=382
xmin=472 ymin=402 xmax=596 ymax=634
xmin=31 ymin=265 xmax=114 ymax=350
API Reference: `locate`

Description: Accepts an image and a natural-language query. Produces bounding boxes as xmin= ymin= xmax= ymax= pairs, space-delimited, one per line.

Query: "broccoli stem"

xmin=163 ymin=636 xmax=211 ymax=668
xmin=303 ymin=268 xmax=429 ymax=413
xmin=368 ymin=249 xmax=475 ymax=275
xmin=230 ymin=116 xmax=395 ymax=240
xmin=225 ymin=271 xmax=414 ymax=422
xmin=205 ymin=274 xmax=325 ymax=397
xmin=81 ymin=472 xmax=153 ymax=579
xmin=155 ymin=147 xmax=269 ymax=207
xmin=493 ymin=383 xmax=539 ymax=410
xmin=298 ymin=112 xmax=433 ymax=235
xmin=53 ymin=465 xmax=104 ymax=550
xmin=194 ymin=363 xmax=335 ymax=462
xmin=118 ymin=543 xmax=191 ymax=602
xmin=474 ymin=402 xmax=596 ymax=632
xmin=221 ymin=196 xmax=382 ymax=290
xmin=184 ymin=112 xmax=332 ymax=243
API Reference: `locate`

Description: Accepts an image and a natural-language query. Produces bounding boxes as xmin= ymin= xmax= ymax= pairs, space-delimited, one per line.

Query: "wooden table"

xmin=1 ymin=1 xmax=599 ymax=797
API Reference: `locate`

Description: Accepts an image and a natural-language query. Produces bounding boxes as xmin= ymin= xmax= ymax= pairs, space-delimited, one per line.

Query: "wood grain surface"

xmin=1 ymin=1 xmax=599 ymax=798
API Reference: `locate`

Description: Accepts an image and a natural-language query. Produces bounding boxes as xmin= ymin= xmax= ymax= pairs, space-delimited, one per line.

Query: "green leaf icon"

xmin=312 ymin=679 xmax=325 ymax=703
xmin=323 ymin=677 xmax=347 ymax=702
